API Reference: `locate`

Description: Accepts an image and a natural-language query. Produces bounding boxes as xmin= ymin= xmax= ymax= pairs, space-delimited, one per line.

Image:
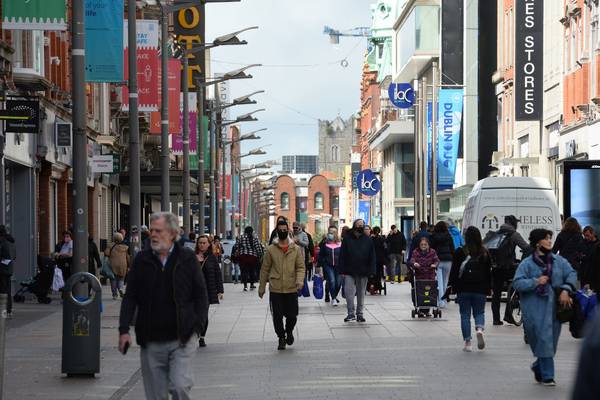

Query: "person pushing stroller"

xmin=407 ymin=237 xmax=439 ymax=317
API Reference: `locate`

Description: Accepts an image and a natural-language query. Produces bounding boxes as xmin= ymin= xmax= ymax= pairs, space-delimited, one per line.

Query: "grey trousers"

xmin=140 ymin=340 xmax=195 ymax=400
xmin=344 ymin=275 xmax=368 ymax=317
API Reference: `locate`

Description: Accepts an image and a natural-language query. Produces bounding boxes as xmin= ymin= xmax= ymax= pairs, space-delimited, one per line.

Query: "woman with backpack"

xmin=430 ymin=221 xmax=455 ymax=308
xmin=448 ymin=227 xmax=493 ymax=352
xmin=105 ymin=232 xmax=130 ymax=300
xmin=195 ymin=235 xmax=224 ymax=347
xmin=513 ymin=228 xmax=577 ymax=386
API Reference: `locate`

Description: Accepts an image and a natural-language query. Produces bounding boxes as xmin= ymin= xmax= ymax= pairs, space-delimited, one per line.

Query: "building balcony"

xmin=368 ymin=119 xmax=414 ymax=151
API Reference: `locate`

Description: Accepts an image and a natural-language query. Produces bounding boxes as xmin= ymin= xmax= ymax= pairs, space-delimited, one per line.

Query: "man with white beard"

xmin=118 ymin=212 xmax=208 ymax=400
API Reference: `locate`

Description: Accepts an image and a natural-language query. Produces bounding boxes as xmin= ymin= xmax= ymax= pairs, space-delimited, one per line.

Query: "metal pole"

xmin=197 ymin=88 xmax=205 ymax=234
xmin=182 ymin=57 xmax=191 ymax=235
xmin=421 ymin=77 xmax=428 ymax=225
xmin=128 ymin=0 xmax=141 ymax=255
xmin=210 ymin=108 xmax=217 ymax=235
xmin=221 ymin=135 xmax=227 ymax=238
xmin=413 ymin=78 xmax=420 ymax=228
xmin=160 ymin=9 xmax=170 ymax=211
xmin=0 ymin=131 xmax=6 ymax=226
xmin=431 ymin=62 xmax=438 ymax=223
xmin=72 ymin=0 xmax=88 ymax=280
xmin=0 ymin=294 xmax=7 ymax=398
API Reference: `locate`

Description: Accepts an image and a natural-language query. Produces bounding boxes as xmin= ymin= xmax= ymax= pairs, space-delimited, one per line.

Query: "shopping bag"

xmin=298 ymin=275 xmax=310 ymax=297
xmin=52 ymin=267 xmax=65 ymax=292
xmin=312 ymin=275 xmax=324 ymax=300
xmin=100 ymin=256 xmax=115 ymax=280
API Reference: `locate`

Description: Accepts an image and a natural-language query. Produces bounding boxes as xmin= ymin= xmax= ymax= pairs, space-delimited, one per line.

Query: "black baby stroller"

xmin=409 ymin=268 xmax=442 ymax=319
xmin=13 ymin=256 xmax=54 ymax=304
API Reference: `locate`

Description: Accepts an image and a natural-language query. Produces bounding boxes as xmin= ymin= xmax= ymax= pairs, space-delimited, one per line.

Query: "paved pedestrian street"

xmin=6 ymin=282 xmax=580 ymax=399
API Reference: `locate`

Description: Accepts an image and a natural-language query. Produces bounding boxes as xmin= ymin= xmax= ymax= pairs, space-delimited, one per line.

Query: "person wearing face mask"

xmin=513 ymin=229 xmax=578 ymax=387
xmin=259 ymin=219 xmax=305 ymax=350
xmin=338 ymin=219 xmax=376 ymax=323
xmin=407 ymin=237 xmax=439 ymax=317
xmin=318 ymin=227 xmax=342 ymax=305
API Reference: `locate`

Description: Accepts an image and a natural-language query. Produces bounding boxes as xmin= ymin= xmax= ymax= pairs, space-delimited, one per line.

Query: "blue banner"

xmin=437 ymin=89 xmax=463 ymax=190
xmin=85 ymin=0 xmax=124 ymax=82
xmin=357 ymin=200 xmax=371 ymax=225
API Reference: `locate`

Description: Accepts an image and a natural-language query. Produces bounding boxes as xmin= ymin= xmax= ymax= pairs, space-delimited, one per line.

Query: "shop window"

xmin=281 ymin=192 xmax=289 ymax=210
xmin=315 ymin=192 xmax=324 ymax=210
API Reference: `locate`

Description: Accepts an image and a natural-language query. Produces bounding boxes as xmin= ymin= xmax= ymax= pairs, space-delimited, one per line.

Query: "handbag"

xmin=556 ymin=288 xmax=575 ymax=323
xmin=312 ymin=275 xmax=324 ymax=300
xmin=52 ymin=267 xmax=65 ymax=292
xmin=100 ymin=256 xmax=115 ymax=280
xmin=298 ymin=275 xmax=310 ymax=297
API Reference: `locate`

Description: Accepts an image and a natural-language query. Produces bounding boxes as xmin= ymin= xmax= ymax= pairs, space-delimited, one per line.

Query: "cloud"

xmin=205 ymin=0 xmax=373 ymax=164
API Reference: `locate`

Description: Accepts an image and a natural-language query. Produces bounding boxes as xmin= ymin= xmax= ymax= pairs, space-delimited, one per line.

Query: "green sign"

xmin=112 ymin=154 xmax=120 ymax=174
xmin=190 ymin=154 xmax=198 ymax=171
xmin=2 ymin=0 xmax=67 ymax=31
xmin=200 ymin=115 xmax=210 ymax=171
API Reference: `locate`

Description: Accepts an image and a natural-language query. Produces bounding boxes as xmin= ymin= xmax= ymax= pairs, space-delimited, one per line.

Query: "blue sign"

xmin=85 ymin=0 xmax=124 ymax=82
xmin=388 ymin=83 xmax=415 ymax=109
xmin=437 ymin=89 xmax=464 ymax=190
xmin=356 ymin=169 xmax=381 ymax=197
xmin=357 ymin=200 xmax=371 ymax=225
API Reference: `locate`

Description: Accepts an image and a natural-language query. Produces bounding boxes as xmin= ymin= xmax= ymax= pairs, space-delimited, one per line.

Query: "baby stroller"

xmin=410 ymin=267 xmax=442 ymax=318
xmin=13 ymin=255 xmax=54 ymax=304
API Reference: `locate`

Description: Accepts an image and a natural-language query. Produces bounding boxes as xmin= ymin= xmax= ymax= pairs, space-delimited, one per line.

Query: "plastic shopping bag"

xmin=100 ymin=256 xmax=115 ymax=280
xmin=52 ymin=267 xmax=65 ymax=292
xmin=298 ymin=275 xmax=310 ymax=297
xmin=312 ymin=275 xmax=324 ymax=300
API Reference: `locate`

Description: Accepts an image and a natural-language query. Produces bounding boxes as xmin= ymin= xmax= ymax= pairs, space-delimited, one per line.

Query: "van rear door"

xmin=515 ymin=188 xmax=560 ymax=239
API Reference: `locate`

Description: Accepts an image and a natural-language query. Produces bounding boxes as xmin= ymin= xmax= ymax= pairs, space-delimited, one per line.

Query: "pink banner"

xmin=149 ymin=59 xmax=181 ymax=134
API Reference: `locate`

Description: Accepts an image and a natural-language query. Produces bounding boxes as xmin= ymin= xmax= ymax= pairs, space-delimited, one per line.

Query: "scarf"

xmin=532 ymin=251 xmax=553 ymax=297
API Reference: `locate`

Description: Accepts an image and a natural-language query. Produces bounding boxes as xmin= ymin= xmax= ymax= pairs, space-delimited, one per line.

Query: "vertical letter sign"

xmin=174 ymin=1 xmax=206 ymax=88
xmin=515 ymin=0 xmax=543 ymax=121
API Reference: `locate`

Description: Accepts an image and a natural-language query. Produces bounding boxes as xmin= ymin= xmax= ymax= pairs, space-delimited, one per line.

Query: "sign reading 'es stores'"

xmin=515 ymin=0 xmax=543 ymax=121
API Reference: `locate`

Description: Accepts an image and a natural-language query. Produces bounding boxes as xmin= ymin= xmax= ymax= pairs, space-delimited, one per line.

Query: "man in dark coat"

xmin=119 ymin=212 xmax=208 ymax=399
xmin=339 ymin=219 xmax=376 ymax=323
xmin=386 ymin=224 xmax=407 ymax=282
xmin=572 ymin=313 xmax=600 ymax=399
xmin=88 ymin=236 xmax=102 ymax=276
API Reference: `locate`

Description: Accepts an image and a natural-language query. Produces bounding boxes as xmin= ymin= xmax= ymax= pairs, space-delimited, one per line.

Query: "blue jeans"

xmin=232 ymin=263 xmax=240 ymax=281
xmin=324 ymin=266 xmax=341 ymax=299
xmin=532 ymin=357 xmax=554 ymax=381
xmin=437 ymin=261 xmax=452 ymax=307
xmin=457 ymin=292 xmax=486 ymax=341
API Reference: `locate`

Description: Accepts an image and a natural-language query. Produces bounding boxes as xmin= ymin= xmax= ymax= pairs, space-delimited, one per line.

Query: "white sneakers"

xmin=463 ymin=341 xmax=473 ymax=352
xmin=476 ymin=329 xmax=485 ymax=350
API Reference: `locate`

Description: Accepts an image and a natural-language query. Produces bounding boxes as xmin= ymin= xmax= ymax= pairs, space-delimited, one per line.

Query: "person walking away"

xmin=141 ymin=225 xmax=151 ymax=251
xmin=370 ymin=227 xmax=386 ymax=294
xmin=571 ymin=313 xmax=600 ymax=399
xmin=430 ymin=221 xmax=455 ymax=308
xmin=512 ymin=228 xmax=577 ymax=386
xmin=55 ymin=230 xmax=74 ymax=281
xmin=488 ymin=215 xmax=531 ymax=325
xmin=407 ymin=237 xmax=439 ymax=317
xmin=339 ymin=219 xmax=376 ymax=323
xmin=88 ymin=236 xmax=102 ymax=277
xmin=408 ymin=222 xmax=431 ymax=261
xmin=258 ymin=219 xmax=305 ymax=350
xmin=106 ymin=233 xmax=130 ymax=300
xmin=552 ymin=217 xmax=585 ymax=279
xmin=448 ymin=219 xmax=465 ymax=250
xmin=386 ymin=225 xmax=406 ymax=283
xmin=195 ymin=235 xmax=224 ymax=347
xmin=318 ymin=227 xmax=342 ymax=306
xmin=448 ymin=227 xmax=492 ymax=352
xmin=118 ymin=212 xmax=209 ymax=400
xmin=235 ymin=226 xmax=264 ymax=291
xmin=0 ymin=225 xmax=16 ymax=317
xmin=301 ymin=223 xmax=315 ymax=280
xmin=292 ymin=221 xmax=309 ymax=264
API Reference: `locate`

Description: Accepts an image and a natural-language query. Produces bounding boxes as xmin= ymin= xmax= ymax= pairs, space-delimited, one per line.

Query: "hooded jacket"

xmin=339 ymin=231 xmax=376 ymax=277
xmin=430 ymin=232 xmax=455 ymax=261
xmin=259 ymin=238 xmax=305 ymax=294
xmin=105 ymin=243 xmax=130 ymax=278
xmin=496 ymin=223 xmax=531 ymax=266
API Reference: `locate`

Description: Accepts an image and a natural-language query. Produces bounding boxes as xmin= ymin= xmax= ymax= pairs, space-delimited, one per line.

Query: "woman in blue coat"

xmin=512 ymin=228 xmax=577 ymax=387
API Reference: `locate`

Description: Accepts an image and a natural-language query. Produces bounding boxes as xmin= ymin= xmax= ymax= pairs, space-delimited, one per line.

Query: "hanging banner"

xmin=85 ymin=0 xmax=123 ymax=82
xmin=201 ymin=115 xmax=210 ymax=171
xmin=427 ymin=101 xmax=432 ymax=194
xmin=357 ymin=200 xmax=371 ymax=226
xmin=437 ymin=89 xmax=463 ymax=190
xmin=173 ymin=1 xmax=206 ymax=88
xmin=2 ymin=0 xmax=66 ymax=30
xmin=515 ymin=0 xmax=543 ymax=121
xmin=150 ymin=59 xmax=182 ymax=134
xmin=122 ymin=20 xmax=159 ymax=112
xmin=171 ymin=92 xmax=197 ymax=155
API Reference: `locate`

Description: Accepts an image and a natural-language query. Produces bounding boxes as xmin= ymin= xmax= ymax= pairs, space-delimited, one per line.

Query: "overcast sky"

xmin=205 ymin=0 xmax=374 ymax=167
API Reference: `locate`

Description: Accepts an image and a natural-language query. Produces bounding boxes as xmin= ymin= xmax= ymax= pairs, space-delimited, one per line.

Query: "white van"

xmin=462 ymin=177 xmax=562 ymax=241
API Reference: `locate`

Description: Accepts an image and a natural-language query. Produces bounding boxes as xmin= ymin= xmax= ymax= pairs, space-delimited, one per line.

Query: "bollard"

xmin=0 ymin=293 xmax=7 ymax=399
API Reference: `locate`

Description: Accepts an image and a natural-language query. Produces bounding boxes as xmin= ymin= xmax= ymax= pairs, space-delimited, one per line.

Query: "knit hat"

xmin=529 ymin=228 xmax=553 ymax=248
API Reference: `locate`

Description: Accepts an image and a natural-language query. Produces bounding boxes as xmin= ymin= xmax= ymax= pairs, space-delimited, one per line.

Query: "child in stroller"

xmin=13 ymin=255 xmax=54 ymax=304
xmin=407 ymin=237 xmax=442 ymax=318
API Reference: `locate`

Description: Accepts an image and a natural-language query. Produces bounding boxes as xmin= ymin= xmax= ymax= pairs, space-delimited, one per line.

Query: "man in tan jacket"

xmin=259 ymin=219 xmax=305 ymax=350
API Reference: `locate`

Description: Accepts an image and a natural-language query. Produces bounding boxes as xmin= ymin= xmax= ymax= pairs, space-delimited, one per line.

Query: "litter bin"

xmin=222 ymin=256 xmax=233 ymax=283
xmin=61 ymin=272 xmax=102 ymax=377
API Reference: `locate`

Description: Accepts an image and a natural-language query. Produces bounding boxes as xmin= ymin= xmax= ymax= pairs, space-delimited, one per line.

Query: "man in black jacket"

xmin=386 ymin=225 xmax=406 ymax=283
xmin=572 ymin=313 xmax=600 ymax=400
xmin=339 ymin=219 xmax=376 ymax=323
xmin=118 ymin=212 xmax=208 ymax=400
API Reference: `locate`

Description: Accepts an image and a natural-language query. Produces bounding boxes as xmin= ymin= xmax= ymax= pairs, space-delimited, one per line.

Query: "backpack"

xmin=483 ymin=231 xmax=514 ymax=269
xmin=459 ymin=255 xmax=486 ymax=285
